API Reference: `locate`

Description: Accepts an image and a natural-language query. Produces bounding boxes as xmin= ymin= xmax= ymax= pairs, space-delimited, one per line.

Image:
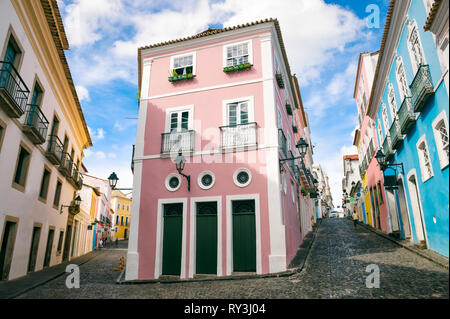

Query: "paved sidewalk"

xmin=355 ymin=219 xmax=449 ymax=269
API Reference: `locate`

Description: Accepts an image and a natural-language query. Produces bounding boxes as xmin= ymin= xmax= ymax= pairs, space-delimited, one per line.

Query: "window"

xmin=407 ymin=20 xmax=426 ymax=74
xmin=12 ymin=144 xmax=31 ymax=191
xmin=387 ymin=83 xmax=398 ymax=120
xmin=170 ymin=52 xmax=195 ymax=76
xmin=432 ymin=111 xmax=449 ymax=169
xmin=233 ymin=168 xmax=252 ymax=188
xmin=417 ymin=136 xmax=434 ymax=181
xmin=2 ymin=33 xmax=21 ymax=68
xmin=117 ymin=203 xmax=120 ymax=209
xmin=227 ymin=101 xmax=249 ymax=126
xmin=116 ymin=215 xmax=119 ymax=225
xmin=396 ymin=56 xmax=410 ymax=102
xmin=127 ymin=205 xmax=129 ymax=211
xmin=165 ymin=173 xmax=182 ymax=192
xmin=277 ymin=109 xmax=283 ymax=129
xmin=198 ymin=171 xmax=215 ymax=190
xmin=53 ymin=179 xmax=62 ymax=208
xmin=377 ymin=181 xmax=384 ymax=205
xmin=377 ymin=120 xmax=383 ymax=146
xmin=39 ymin=167 xmax=51 ymax=201
xmin=122 ymin=204 xmax=125 ymax=210
xmin=0 ymin=119 xmax=5 ymax=153
xmin=291 ymin=180 xmax=296 ymax=203
xmin=125 ymin=217 xmax=128 ymax=226
xmin=224 ymin=41 xmax=251 ymax=67
xmin=381 ymin=104 xmax=390 ymax=136
xmin=121 ymin=216 xmax=124 ymax=226
xmin=56 ymin=230 xmax=64 ymax=255
xmin=165 ymin=106 xmax=193 ymax=133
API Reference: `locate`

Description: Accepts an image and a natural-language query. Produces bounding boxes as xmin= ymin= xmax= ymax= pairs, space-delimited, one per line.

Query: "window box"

xmin=286 ymin=103 xmax=293 ymax=115
xmin=223 ymin=63 xmax=252 ymax=73
xmin=292 ymin=125 xmax=298 ymax=133
xmin=168 ymin=73 xmax=195 ymax=82
xmin=301 ymin=188 xmax=307 ymax=196
xmin=276 ymin=73 xmax=284 ymax=88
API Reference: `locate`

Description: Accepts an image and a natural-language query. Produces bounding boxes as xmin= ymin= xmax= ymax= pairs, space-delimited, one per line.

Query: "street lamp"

xmin=279 ymin=138 xmax=309 ymax=163
xmin=375 ymin=149 xmax=405 ymax=188
xmin=60 ymin=195 xmax=82 ymax=214
xmin=375 ymin=149 xmax=386 ymax=168
xmin=175 ymin=152 xmax=191 ymax=192
xmin=108 ymin=172 xmax=133 ymax=191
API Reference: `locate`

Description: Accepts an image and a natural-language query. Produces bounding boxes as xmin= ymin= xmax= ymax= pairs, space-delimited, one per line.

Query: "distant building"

xmin=111 ymin=190 xmax=132 ymax=240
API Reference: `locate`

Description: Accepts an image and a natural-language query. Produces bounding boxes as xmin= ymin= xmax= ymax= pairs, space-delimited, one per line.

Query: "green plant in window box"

xmin=286 ymin=103 xmax=293 ymax=115
xmin=292 ymin=125 xmax=298 ymax=133
xmin=301 ymin=188 xmax=307 ymax=196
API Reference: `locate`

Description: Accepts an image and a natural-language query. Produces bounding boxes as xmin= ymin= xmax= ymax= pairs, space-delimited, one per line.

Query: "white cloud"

xmin=87 ymin=126 xmax=105 ymax=141
xmin=75 ymin=85 xmax=90 ymax=101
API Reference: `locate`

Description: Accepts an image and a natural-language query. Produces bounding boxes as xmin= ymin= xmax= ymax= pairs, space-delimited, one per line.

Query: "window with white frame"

xmin=382 ymin=103 xmax=390 ymax=136
xmin=291 ymin=180 xmax=296 ymax=203
xmin=224 ymin=41 xmax=251 ymax=67
xmin=169 ymin=110 xmax=190 ymax=132
xmin=170 ymin=52 xmax=195 ymax=76
xmin=432 ymin=111 xmax=449 ymax=169
xmin=396 ymin=56 xmax=410 ymax=102
xmin=377 ymin=120 xmax=383 ymax=144
xmin=387 ymin=83 xmax=398 ymax=120
xmin=417 ymin=136 xmax=434 ymax=181
xmin=277 ymin=109 xmax=283 ymax=129
xmin=407 ymin=20 xmax=426 ymax=74
xmin=227 ymin=101 xmax=249 ymax=126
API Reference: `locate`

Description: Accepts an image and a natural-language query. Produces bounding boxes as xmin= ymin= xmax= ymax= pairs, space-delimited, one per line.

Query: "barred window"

xmin=417 ymin=139 xmax=433 ymax=181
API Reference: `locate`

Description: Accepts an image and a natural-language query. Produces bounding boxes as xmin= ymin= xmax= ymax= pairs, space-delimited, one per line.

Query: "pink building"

xmin=354 ymin=51 xmax=400 ymax=234
xmin=126 ymin=19 xmax=316 ymax=280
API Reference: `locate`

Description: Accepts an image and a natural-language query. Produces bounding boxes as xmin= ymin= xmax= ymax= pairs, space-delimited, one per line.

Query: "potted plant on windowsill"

xmin=276 ymin=72 xmax=284 ymax=88
xmin=223 ymin=63 xmax=252 ymax=73
xmin=286 ymin=103 xmax=293 ymax=115
xmin=169 ymin=69 xmax=195 ymax=82
xmin=292 ymin=125 xmax=298 ymax=133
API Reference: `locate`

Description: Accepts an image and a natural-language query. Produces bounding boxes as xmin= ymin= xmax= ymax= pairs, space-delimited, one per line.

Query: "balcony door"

xmin=227 ymin=101 xmax=249 ymax=126
xmin=26 ymin=82 xmax=42 ymax=126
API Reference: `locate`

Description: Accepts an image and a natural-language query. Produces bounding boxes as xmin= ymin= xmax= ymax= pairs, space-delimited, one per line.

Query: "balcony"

xmin=0 ymin=61 xmax=30 ymax=118
xmin=161 ymin=130 xmax=194 ymax=155
xmin=398 ymin=96 xmax=416 ymax=134
xmin=58 ymin=152 xmax=73 ymax=177
xmin=276 ymin=73 xmax=284 ymax=88
xmin=45 ymin=135 xmax=63 ymax=165
xmin=382 ymin=135 xmax=395 ymax=160
xmin=278 ymin=129 xmax=287 ymax=158
xmin=21 ymin=104 xmax=49 ymax=144
xmin=70 ymin=165 xmax=83 ymax=190
xmin=410 ymin=64 xmax=434 ymax=112
xmin=366 ymin=139 xmax=375 ymax=162
xmin=389 ymin=118 xmax=404 ymax=150
xmin=220 ymin=122 xmax=257 ymax=151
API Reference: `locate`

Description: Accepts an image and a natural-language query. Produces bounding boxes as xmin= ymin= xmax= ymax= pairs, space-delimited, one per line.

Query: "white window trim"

xmin=222 ymin=40 xmax=253 ymax=68
xmin=233 ymin=168 xmax=252 ymax=188
xmin=416 ymin=135 xmax=434 ymax=182
xmin=291 ymin=180 xmax=296 ymax=204
xmin=165 ymin=173 xmax=182 ymax=192
xmin=170 ymin=51 xmax=197 ymax=76
xmin=164 ymin=104 xmax=194 ymax=132
xmin=432 ymin=110 xmax=449 ymax=169
xmin=396 ymin=56 xmax=411 ymax=102
xmin=388 ymin=83 xmax=398 ymax=120
xmin=407 ymin=19 xmax=427 ymax=75
xmin=197 ymin=171 xmax=216 ymax=190
xmin=222 ymin=96 xmax=255 ymax=126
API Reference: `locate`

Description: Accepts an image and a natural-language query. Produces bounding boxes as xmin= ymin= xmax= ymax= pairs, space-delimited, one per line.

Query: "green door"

xmin=196 ymin=202 xmax=217 ymax=274
xmin=232 ymin=200 xmax=256 ymax=272
xmin=162 ymin=203 xmax=183 ymax=275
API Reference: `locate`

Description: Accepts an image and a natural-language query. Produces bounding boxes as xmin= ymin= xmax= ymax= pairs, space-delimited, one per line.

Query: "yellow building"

xmin=111 ymin=190 xmax=132 ymax=240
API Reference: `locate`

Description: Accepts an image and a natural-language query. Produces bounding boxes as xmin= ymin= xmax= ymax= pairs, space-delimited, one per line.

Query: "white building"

xmin=342 ymin=155 xmax=361 ymax=217
xmin=0 ymin=0 xmax=91 ymax=280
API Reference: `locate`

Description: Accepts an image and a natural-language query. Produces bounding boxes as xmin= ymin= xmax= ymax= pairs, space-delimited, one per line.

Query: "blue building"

xmin=367 ymin=0 xmax=449 ymax=257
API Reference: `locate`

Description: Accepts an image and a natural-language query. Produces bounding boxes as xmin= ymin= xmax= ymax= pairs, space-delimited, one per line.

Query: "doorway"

xmin=43 ymin=228 xmax=54 ymax=267
xmin=396 ymin=179 xmax=412 ymax=239
xmin=407 ymin=173 xmax=427 ymax=246
xmin=232 ymin=200 xmax=256 ymax=272
xmin=0 ymin=221 xmax=18 ymax=280
xmin=196 ymin=201 xmax=218 ymax=275
xmin=27 ymin=226 xmax=41 ymax=273
xmin=162 ymin=203 xmax=183 ymax=276
xmin=62 ymin=225 xmax=72 ymax=261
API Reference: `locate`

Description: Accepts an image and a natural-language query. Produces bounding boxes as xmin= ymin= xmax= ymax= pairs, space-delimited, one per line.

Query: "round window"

xmin=198 ymin=171 xmax=215 ymax=190
xmin=165 ymin=174 xmax=181 ymax=192
xmin=233 ymin=168 xmax=252 ymax=187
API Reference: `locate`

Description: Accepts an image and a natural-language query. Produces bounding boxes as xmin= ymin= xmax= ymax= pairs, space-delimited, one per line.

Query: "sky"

xmin=58 ymin=0 xmax=389 ymax=207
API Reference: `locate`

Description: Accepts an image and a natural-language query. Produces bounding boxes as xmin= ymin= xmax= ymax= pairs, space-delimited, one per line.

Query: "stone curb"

xmin=117 ymin=219 xmax=322 ymax=285
xmin=0 ymin=250 xmax=101 ymax=299
xmin=355 ymin=220 xmax=449 ymax=270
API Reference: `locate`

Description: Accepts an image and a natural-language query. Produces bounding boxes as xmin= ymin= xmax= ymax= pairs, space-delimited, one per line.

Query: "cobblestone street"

xmin=16 ymin=218 xmax=449 ymax=299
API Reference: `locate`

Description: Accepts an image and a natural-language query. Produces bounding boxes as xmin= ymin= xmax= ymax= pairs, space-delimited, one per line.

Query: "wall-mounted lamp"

xmin=175 ymin=152 xmax=191 ymax=192
xmin=60 ymin=195 xmax=81 ymax=215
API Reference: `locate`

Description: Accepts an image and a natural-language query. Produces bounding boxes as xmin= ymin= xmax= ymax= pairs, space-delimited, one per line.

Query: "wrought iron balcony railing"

xmin=366 ymin=139 xmax=375 ymax=162
xmin=161 ymin=130 xmax=194 ymax=154
xmin=278 ymin=129 xmax=287 ymax=158
xmin=382 ymin=134 xmax=394 ymax=160
xmin=410 ymin=64 xmax=434 ymax=112
xmin=46 ymin=135 xmax=63 ymax=165
xmin=220 ymin=122 xmax=257 ymax=150
xmin=71 ymin=165 xmax=83 ymax=190
xmin=389 ymin=118 xmax=403 ymax=150
xmin=59 ymin=152 xmax=73 ymax=177
xmin=0 ymin=61 xmax=30 ymax=118
xmin=22 ymin=104 xmax=49 ymax=144
xmin=398 ymin=96 xmax=416 ymax=134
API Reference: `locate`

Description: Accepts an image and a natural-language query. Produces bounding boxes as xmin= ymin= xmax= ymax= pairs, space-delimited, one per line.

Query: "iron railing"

xmin=46 ymin=135 xmax=63 ymax=164
xmin=366 ymin=139 xmax=375 ymax=162
xmin=220 ymin=122 xmax=257 ymax=150
xmin=398 ymin=96 xmax=415 ymax=134
xmin=278 ymin=129 xmax=287 ymax=158
xmin=71 ymin=165 xmax=83 ymax=190
xmin=23 ymin=104 xmax=49 ymax=143
xmin=0 ymin=61 xmax=29 ymax=117
xmin=161 ymin=130 xmax=194 ymax=154
xmin=59 ymin=152 xmax=73 ymax=177
xmin=382 ymin=135 xmax=393 ymax=159
xmin=389 ymin=118 xmax=403 ymax=149
xmin=410 ymin=64 xmax=433 ymax=112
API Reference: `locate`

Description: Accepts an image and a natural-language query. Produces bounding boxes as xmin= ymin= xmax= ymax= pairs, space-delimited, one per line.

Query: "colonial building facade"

xmin=111 ymin=190 xmax=132 ymax=240
xmin=367 ymin=0 xmax=449 ymax=257
xmin=0 ymin=0 xmax=92 ymax=280
xmin=126 ymin=19 xmax=318 ymax=280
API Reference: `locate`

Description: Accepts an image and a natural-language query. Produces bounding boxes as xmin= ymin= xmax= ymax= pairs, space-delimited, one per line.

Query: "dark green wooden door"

xmin=232 ymin=200 xmax=256 ymax=272
xmin=196 ymin=202 xmax=217 ymax=274
xmin=162 ymin=203 xmax=183 ymax=275
xmin=28 ymin=226 xmax=41 ymax=273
